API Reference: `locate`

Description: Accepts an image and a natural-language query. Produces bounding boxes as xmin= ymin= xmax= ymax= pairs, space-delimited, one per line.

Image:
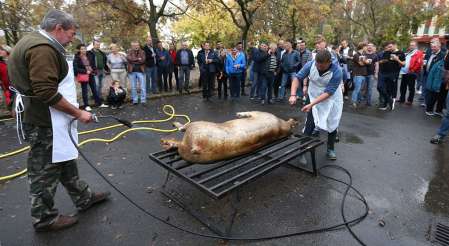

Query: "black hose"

xmin=69 ymin=118 xmax=369 ymax=244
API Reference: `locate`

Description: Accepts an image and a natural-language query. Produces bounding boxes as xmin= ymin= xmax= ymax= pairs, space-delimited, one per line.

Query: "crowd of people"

xmin=1 ymin=33 xmax=449 ymax=144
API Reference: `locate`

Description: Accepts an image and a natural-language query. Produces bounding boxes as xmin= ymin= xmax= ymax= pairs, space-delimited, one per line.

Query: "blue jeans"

xmin=81 ymin=75 xmax=101 ymax=107
xmin=437 ymin=93 xmax=449 ymax=137
xmin=278 ymin=72 xmax=296 ymax=99
xmin=94 ymin=70 xmax=104 ymax=99
xmin=129 ymin=72 xmax=146 ymax=103
xmin=178 ymin=65 xmax=191 ymax=91
xmin=229 ymin=73 xmax=242 ymax=98
xmin=250 ymin=71 xmax=260 ymax=98
xmin=365 ymin=75 xmax=375 ymax=105
xmin=145 ymin=66 xmax=158 ymax=94
xmin=352 ymin=76 xmax=366 ymax=103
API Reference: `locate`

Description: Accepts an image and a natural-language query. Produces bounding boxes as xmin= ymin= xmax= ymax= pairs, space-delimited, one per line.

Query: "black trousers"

xmin=241 ymin=69 xmax=247 ymax=94
xmin=399 ymin=73 xmax=416 ymax=103
xmin=202 ymin=71 xmax=215 ymax=99
xmin=304 ymin=110 xmax=337 ymax=150
xmin=169 ymin=65 xmax=179 ymax=91
xmin=158 ymin=66 xmax=170 ymax=91
xmin=217 ymin=73 xmax=228 ymax=98
xmin=273 ymin=70 xmax=283 ymax=98
xmin=107 ymin=92 xmax=126 ymax=107
xmin=379 ymin=74 xmax=397 ymax=107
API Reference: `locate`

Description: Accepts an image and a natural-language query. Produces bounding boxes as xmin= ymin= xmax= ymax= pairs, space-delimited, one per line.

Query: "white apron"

xmin=308 ymin=64 xmax=343 ymax=133
xmin=49 ymin=60 xmax=79 ymax=163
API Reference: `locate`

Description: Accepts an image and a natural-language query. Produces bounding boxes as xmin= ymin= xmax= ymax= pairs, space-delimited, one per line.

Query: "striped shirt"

xmin=268 ymin=54 xmax=277 ymax=72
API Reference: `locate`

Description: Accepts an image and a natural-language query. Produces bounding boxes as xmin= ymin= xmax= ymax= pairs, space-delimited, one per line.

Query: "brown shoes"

xmin=35 ymin=215 xmax=78 ymax=232
xmin=78 ymin=191 xmax=111 ymax=212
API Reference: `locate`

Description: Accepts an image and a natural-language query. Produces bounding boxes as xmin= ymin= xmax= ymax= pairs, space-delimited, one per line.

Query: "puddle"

xmin=339 ymin=131 xmax=364 ymax=144
xmin=424 ymin=147 xmax=449 ymax=215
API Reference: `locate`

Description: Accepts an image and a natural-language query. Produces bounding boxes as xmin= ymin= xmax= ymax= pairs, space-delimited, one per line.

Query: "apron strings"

xmin=9 ymin=86 xmax=33 ymax=144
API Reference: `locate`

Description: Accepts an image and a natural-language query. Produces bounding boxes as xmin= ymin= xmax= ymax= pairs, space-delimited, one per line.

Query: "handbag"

xmin=76 ymin=73 xmax=89 ymax=83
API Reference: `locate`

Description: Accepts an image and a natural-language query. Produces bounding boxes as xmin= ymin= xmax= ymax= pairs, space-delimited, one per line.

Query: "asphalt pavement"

xmin=0 ymin=92 xmax=448 ymax=246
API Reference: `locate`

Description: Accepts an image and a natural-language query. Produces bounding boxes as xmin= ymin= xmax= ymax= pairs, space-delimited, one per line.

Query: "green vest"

xmin=8 ymin=32 xmax=68 ymax=127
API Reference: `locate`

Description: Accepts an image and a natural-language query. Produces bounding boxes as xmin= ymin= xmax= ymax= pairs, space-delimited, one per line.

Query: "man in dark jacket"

xmin=143 ymin=36 xmax=159 ymax=94
xmin=298 ymin=40 xmax=312 ymax=70
xmin=278 ymin=41 xmax=300 ymax=101
xmin=175 ymin=41 xmax=194 ymax=94
xmin=248 ymin=42 xmax=260 ymax=99
xmin=156 ymin=41 xmax=171 ymax=92
xmin=87 ymin=40 xmax=109 ymax=100
xmin=197 ymin=42 xmax=219 ymax=100
xmin=252 ymin=42 xmax=270 ymax=101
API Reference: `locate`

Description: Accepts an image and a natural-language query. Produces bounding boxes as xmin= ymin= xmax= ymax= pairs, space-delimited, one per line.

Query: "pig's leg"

xmin=236 ymin=112 xmax=254 ymax=118
xmin=173 ymin=121 xmax=188 ymax=132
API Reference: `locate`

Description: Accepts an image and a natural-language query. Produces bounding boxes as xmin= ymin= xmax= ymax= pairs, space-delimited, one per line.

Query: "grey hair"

xmin=40 ymin=9 xmax=78 ymax=31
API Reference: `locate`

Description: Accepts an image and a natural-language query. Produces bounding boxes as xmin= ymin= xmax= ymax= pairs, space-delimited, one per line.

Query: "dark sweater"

xmin=8 ymin=32 xmax=68 ymax=127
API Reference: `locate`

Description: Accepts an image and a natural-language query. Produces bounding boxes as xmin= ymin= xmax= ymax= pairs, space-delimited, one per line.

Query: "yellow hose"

xmin=0 ymin=118 xmax=14 ymax=122
xmin=0 ymin=105 xmax=190 ymax=182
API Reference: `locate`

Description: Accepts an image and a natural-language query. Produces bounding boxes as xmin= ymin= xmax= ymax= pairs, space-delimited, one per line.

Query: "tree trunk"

xmin=241 ymin=27 xmax=249 ymax=52
xmin=290 ymin=9 xmax=297 ymax=41
xmin=147 ymin=19 xmax=159 ymax=45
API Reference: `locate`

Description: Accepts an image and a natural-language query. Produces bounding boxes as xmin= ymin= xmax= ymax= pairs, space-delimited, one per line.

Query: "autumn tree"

xmin=90 ymin=0 xmax=188 ymax=44
xmin=172 ymin=5 xmax=240 ymax=47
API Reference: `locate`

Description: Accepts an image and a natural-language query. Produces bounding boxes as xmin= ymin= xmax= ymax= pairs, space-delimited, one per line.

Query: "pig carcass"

xmin=161 ymin=111 xmax=298 ymax=164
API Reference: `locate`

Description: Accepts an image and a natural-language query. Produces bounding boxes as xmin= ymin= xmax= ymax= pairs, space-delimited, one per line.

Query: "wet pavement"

xmin=0 ymin=92 xmax=448 ymax=246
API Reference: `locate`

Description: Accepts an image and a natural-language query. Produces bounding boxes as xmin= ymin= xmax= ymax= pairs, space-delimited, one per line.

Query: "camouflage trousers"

xmin=24 ymin=124 xmax=93 ymax=229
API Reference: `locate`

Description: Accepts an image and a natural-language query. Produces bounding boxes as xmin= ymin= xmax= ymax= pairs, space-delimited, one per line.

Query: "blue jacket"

xmin=156 ymin=48 xmax=171 ymax=67
xmin=197 ymin=49 xmax=220 ymax=73
xmin=426 ymin=59 xmax=444 ymax=92
xmin=225 ymin=52 xmax=246 ymax=75
xmin=281 ymin=50 xmax=301 ymax=73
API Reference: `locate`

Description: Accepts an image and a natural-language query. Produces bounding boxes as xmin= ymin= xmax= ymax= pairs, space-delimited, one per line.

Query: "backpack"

xmin=409 ymin=50 xmax=424 ymax=73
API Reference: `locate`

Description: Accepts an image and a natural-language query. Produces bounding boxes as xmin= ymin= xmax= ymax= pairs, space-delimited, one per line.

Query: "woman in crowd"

xmin=107 ymin=43 xmax=128 ymax=92
xmin=73 ymin=44 xmax=106 ymax=111
xmin=168 ymin=43 xmax=179 ymax=92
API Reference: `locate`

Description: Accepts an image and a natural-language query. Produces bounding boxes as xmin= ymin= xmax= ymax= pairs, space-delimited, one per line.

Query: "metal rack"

xmin=150 ymin=134 xmax=323 ymax=199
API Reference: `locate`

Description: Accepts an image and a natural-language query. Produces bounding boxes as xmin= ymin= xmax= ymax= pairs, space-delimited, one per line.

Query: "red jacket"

xmin=409 ymin=50 xmax=424 ymax=73
xmin=0 ymin=60 xmax=11 ymax=106
xmin=169 ymin=50 xmax=177 ymax=64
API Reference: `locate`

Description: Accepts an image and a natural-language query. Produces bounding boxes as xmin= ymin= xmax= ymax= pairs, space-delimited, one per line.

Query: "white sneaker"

xmin=425 ymin=111 xmax=435 ymax=116
xmin=85 ymin=106 xmax=92 ymax=112
xmin=416 ymin=90 xmax=422 ymax=95
xmin=391 ymin=98 xmax=396 ymax=111
xmin=99 ymin=104 xmax=109 ymax=108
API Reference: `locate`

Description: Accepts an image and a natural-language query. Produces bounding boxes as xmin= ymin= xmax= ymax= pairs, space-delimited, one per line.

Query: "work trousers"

xmin=23 ymin=124 xmax=92 ymax=229
xmin=303 ymin=110 xmax=337 ymax=151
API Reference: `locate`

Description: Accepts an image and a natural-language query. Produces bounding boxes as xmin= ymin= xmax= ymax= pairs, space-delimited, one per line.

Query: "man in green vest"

xmin=8 ymin=9 xmax=110 ymax=232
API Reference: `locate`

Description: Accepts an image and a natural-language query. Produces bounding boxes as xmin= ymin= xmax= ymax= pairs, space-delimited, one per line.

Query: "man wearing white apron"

xmin=8 ymin=10 xmax=110 ymax=232
xmin=289 ymin=50 xmax=344 ymax=160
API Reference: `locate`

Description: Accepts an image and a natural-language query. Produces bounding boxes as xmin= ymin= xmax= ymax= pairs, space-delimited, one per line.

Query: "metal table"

xmin=149 ymin=134 xmax=325 ymax=235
